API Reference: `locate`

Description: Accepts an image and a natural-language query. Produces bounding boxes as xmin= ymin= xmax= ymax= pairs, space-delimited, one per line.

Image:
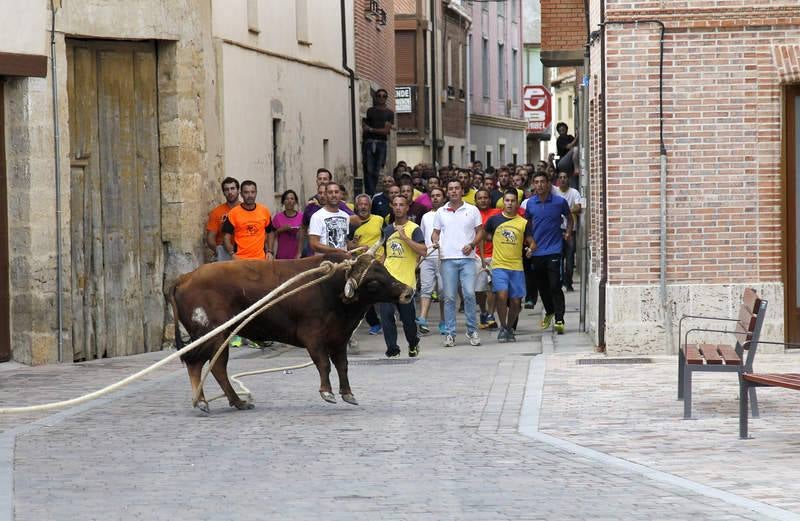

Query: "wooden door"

xmin=787 ymin=86 xmax=800 ymax=345
xmin=67 ymin=40 xmax=163 ymax=361
xmin=0 ymin=77 xmax=9 ymax=362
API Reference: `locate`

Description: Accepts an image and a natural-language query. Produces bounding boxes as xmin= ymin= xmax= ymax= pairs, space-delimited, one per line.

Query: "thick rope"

xmin=0 ymin=259 xmax=350 ymax=415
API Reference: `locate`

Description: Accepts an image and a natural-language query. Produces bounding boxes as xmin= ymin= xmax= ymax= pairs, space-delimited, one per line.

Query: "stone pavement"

xmin=0 ymin=285 xmax=797 ymax=520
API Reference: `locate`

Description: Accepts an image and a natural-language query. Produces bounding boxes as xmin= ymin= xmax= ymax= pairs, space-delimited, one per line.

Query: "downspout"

xmin=600 ymin=18 xmax=668 ymax=353
xmin=429 ymin=0 xmax=438 ymax=167
xmin=50 ymin=0 xmax=64 ymax=363
xmin=464 ymin=19 xmax=471 ymax=165
xmin=340 ymin=0 xmax=358 ymax=183
xmin=598 ymin=0 xmax=607 ymax=349
xmin=578 ymin=0 xmax=591 ymax=333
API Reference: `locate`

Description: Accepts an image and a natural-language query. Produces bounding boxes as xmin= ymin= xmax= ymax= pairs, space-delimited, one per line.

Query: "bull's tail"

xmin=165 ymin=275 xmax=187 ymax=350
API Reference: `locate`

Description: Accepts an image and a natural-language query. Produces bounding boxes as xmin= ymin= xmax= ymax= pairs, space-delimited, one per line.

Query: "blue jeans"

xmin=441 ymin=258 xmax=478 ymax=335
xmin=364 ymin=139 xmax=387 ymax=196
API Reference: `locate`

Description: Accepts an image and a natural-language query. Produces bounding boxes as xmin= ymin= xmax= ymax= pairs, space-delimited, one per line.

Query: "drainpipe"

xmin=50 ymin=0 xmax=64 ymax=363
xmin=600 ymin=18 xmax=669 ymax=353
xmin=598 ymin=0 xmax=607 ymax=349
xmin=464 ymin=20 xmax=471 ymax=165
xmin=340 ymin=0 xmax=358 ymax=183
xmin=429 ymin=0 xmax=438 ymax=167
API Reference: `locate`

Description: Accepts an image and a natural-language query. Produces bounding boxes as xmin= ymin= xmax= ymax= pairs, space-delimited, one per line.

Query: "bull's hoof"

xmin=232 ymin=400 xmax=255 ymax=410
xmin=320 ymin=391 xmax=337 ymax=404
xmin=342 ymin=393 xmax=359 ymax=406
xmin=196 ymin=400 xmax=211 ymax=415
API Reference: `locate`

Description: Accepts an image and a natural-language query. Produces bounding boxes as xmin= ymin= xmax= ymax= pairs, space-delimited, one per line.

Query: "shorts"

xmin=419 ymin=257 xmax=443 ymax=298
xmin=475 ymin=257 xmax=492 ymax=292
xmin=491 ymin=268 xmax=526 ymax=299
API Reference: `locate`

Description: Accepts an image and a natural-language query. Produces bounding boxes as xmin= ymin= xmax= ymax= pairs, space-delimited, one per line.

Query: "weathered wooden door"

xmin=67 ymin=40 xmax=163 ymax=361
xmin=0 ymin=77 xmax=9 ymax=362
xmin=787 ymin=86 xmax=800 ymax=345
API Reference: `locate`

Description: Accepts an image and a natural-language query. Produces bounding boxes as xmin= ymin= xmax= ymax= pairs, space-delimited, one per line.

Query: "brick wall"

xmin=540 ymin=0 xmax=586 ymax=53
xmin=355 ymin=0 xmax=396 ymax=106
xmin=588 ymin=3 xmax=800 ymax=287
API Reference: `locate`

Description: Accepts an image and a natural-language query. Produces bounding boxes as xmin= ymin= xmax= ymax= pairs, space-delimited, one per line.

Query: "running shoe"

xmin=497 ymin=328 xmax=508 ymax=343
xmin=385 ymin=346 xmax=401 ymax=358
xmin=485 ymin=314 xmax=498 ymax=330
xmin=541 ymin=313 xmax=554 ymax=330
xmin=524 ymin=300 xmax=535 ymax=309
xmin=554 ymin=321 xmax=565 ymax=334
xmin=229 ymin=335 xmax=243 ymax=347
xmin=431 ymin=291 xmax=439 ymax=302
xmin=506 ymin=329 xmax=517 ymax=342
xmin=438 ymin=321 xmax=447 ymax=335
xmin=466 ymin=331 xmax=481 ymax=347
xmin=408 ymin=343 xmax=419 ymax=357
xmin=368 ymin=324 xmax=382 ymax=335
xmin=443 ymin=334 xmax=455 ymax=347
xmin=416 ymin=317 xmax=430 ymax=334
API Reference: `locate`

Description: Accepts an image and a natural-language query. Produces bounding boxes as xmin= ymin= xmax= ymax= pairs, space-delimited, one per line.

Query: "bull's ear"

xmin=344 ymin=278 xmax=357 ymax=299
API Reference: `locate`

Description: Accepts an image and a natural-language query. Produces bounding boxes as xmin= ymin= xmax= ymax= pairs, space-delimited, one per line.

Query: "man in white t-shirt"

xmin=556 ymin=172 xmax=581 ymax=292
xmin=418 ymin=187 xmax=446 ymax=335
xmin=431 ymin=179 xmax=483 ymax=347
xmin=309 ymin=182 xmax=352 ymax=255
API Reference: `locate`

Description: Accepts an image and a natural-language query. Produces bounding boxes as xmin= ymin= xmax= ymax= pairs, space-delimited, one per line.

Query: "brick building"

xmin=394 ymin=0 xmax=469 ymax=167
xmin=355 ymin=0 xmax=397 ymax=182
xmin=561 ymin=0 xmax=800 ymax=354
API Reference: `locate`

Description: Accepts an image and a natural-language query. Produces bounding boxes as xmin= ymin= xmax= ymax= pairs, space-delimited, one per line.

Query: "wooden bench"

xmin=739 ymin=357 xmax=800 ymax=439
xmin=677 ymin=288 xmax=767 ymax=419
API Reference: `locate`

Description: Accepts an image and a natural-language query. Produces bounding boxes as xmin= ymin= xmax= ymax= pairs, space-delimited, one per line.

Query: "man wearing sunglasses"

xmin=362 ymin=88 xmax=394 ymax=196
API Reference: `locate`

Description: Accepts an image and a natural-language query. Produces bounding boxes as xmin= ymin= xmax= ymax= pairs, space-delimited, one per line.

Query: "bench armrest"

xmin=678 ymin=315 xmax=738 ymax=350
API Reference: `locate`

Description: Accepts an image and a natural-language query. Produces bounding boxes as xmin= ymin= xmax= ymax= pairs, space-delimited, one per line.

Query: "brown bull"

xmin=168 ymin=252 xmax=413 ymax=413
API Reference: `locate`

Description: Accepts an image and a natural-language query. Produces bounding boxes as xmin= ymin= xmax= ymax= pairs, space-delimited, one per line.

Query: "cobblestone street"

xmin=2 ymin=295 xmax=797 ymax=520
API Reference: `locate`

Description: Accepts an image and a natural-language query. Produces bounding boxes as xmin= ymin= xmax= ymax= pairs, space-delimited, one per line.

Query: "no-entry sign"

xmin=522 ymin=85 xmax=552 ymax=134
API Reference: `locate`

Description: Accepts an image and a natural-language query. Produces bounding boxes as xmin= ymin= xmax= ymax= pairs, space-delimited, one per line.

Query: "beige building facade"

xmin=0 ymin=0 xmax=356 ymax=365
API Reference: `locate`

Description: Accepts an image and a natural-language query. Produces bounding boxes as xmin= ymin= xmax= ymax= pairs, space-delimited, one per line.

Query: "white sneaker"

xmin=443 ymin=334 xmax=455 ymax=347
xmin=466 ymin=331 xmax=481 ymax=346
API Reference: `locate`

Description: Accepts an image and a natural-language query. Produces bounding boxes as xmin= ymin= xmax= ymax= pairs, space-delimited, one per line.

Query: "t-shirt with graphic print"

xmin=381 ymin=221 xmax=425 ymax=288
xmin=221 ymin=203 xmax=272 ymax=259
xmin=308 ymin=207 xmax=351 ymax=252
xmin=483 ymin=213 xmax=531 ymax=271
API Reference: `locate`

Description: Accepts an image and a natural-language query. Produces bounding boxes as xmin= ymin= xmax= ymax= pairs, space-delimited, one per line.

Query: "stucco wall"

xmin=0 ymin=0 xmax=47 ymax=56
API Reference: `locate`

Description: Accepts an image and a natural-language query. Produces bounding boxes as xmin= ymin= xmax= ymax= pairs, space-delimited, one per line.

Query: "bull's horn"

xmin=366 ymin=237 xmax=384 ymax=256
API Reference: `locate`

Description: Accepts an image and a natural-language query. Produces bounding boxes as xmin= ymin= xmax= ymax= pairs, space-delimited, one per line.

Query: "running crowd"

xmin=205 ymin=152 xmax=582 ymax=358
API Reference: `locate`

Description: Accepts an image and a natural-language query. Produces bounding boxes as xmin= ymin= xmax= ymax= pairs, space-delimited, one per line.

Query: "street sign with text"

xmin=522 ymin=84 xmax=552 ymax=134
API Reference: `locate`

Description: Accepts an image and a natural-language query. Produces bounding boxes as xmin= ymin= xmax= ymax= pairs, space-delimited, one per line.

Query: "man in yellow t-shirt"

xmin=484 ymin=189 xmax=535 ymax=343
xmin=380 ymin=195 xmax=428 ymax=358
xmin=349 ymin=193 xmax=386 ymax=335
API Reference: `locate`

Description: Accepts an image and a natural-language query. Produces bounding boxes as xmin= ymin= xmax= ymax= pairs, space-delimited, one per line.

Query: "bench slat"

xmin=699 ymin=344 xmax=723 ymax=364
xmin=742 ymin=288 xmax=761 ymax=315
xmin=717 ymin=345 xmax=742 ymax=365
xmin=744 ymin=373 xmax=800 ymax=391
xmin=685 ymin=344 xmax=703 ymax=364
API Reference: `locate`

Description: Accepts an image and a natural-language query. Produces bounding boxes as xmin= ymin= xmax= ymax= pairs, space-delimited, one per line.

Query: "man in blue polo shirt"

xmin=524 ymin=171 xmax=572 ymax=334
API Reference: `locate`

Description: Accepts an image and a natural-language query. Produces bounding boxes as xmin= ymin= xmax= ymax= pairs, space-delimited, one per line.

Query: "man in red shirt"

xmin=474 ymin=188 xmax=501 ymax=329
xmin=221 ymin=180 xmax=273 ymax=260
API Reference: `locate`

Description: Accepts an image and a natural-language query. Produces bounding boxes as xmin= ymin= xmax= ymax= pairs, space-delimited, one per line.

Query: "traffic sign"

xmin=522 ymin=84 xmax=552 ymax=134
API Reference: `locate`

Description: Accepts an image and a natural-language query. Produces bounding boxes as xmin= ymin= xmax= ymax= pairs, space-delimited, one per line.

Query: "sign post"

xmin=522 ymin=84 xmax=552 ymax=134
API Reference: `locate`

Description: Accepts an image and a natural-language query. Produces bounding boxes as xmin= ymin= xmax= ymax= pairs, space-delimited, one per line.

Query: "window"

xmin=448 ymin=146 xmax=454 ymax=166
xmin=272 ymin=119 xmax=283 ymax=193
xmin=499 ymin=144 xmax=505 ymax=163
xmin=395 ymin=31 xmax=417 ymax=84
xmin=512 ymin=152 xmax=518 ymax=165
xmin=247 ymin=0 xmax=260 ymax=33
xmin=512 ymin=49 xmax=518 ymax=104
xmin=458 ymin=43 xmax=463 ymax=90
xmin=446 ymin=38 xmax=453 ymax=90
xmin=498 ymin=43 xmax=505 ymax=100
xmin=498 ymin=0 xmax=505 ymax=18
xmin=486 ymin=150 xmax=492 ymax=168
xmin=323 ymin=139 xmax=329 ymax=169
xmin=481 ymin=38 xmax=489 ymax=98
xmin=296 ymin=0 xmax=310 ymax=44
xmin=568 ymin=95 xmax=574 ymax=119
xmin=470 ymin=149 xmax=476 ymax=163
xmin=558 ymin=98 xmax=563 ymax=120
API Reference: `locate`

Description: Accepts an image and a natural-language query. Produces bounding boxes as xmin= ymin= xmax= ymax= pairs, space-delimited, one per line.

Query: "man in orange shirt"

xmin=205 ymin=177 xmax=240 ymax=261
xmin=221 ymin=180 xmax=274 ymax=260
